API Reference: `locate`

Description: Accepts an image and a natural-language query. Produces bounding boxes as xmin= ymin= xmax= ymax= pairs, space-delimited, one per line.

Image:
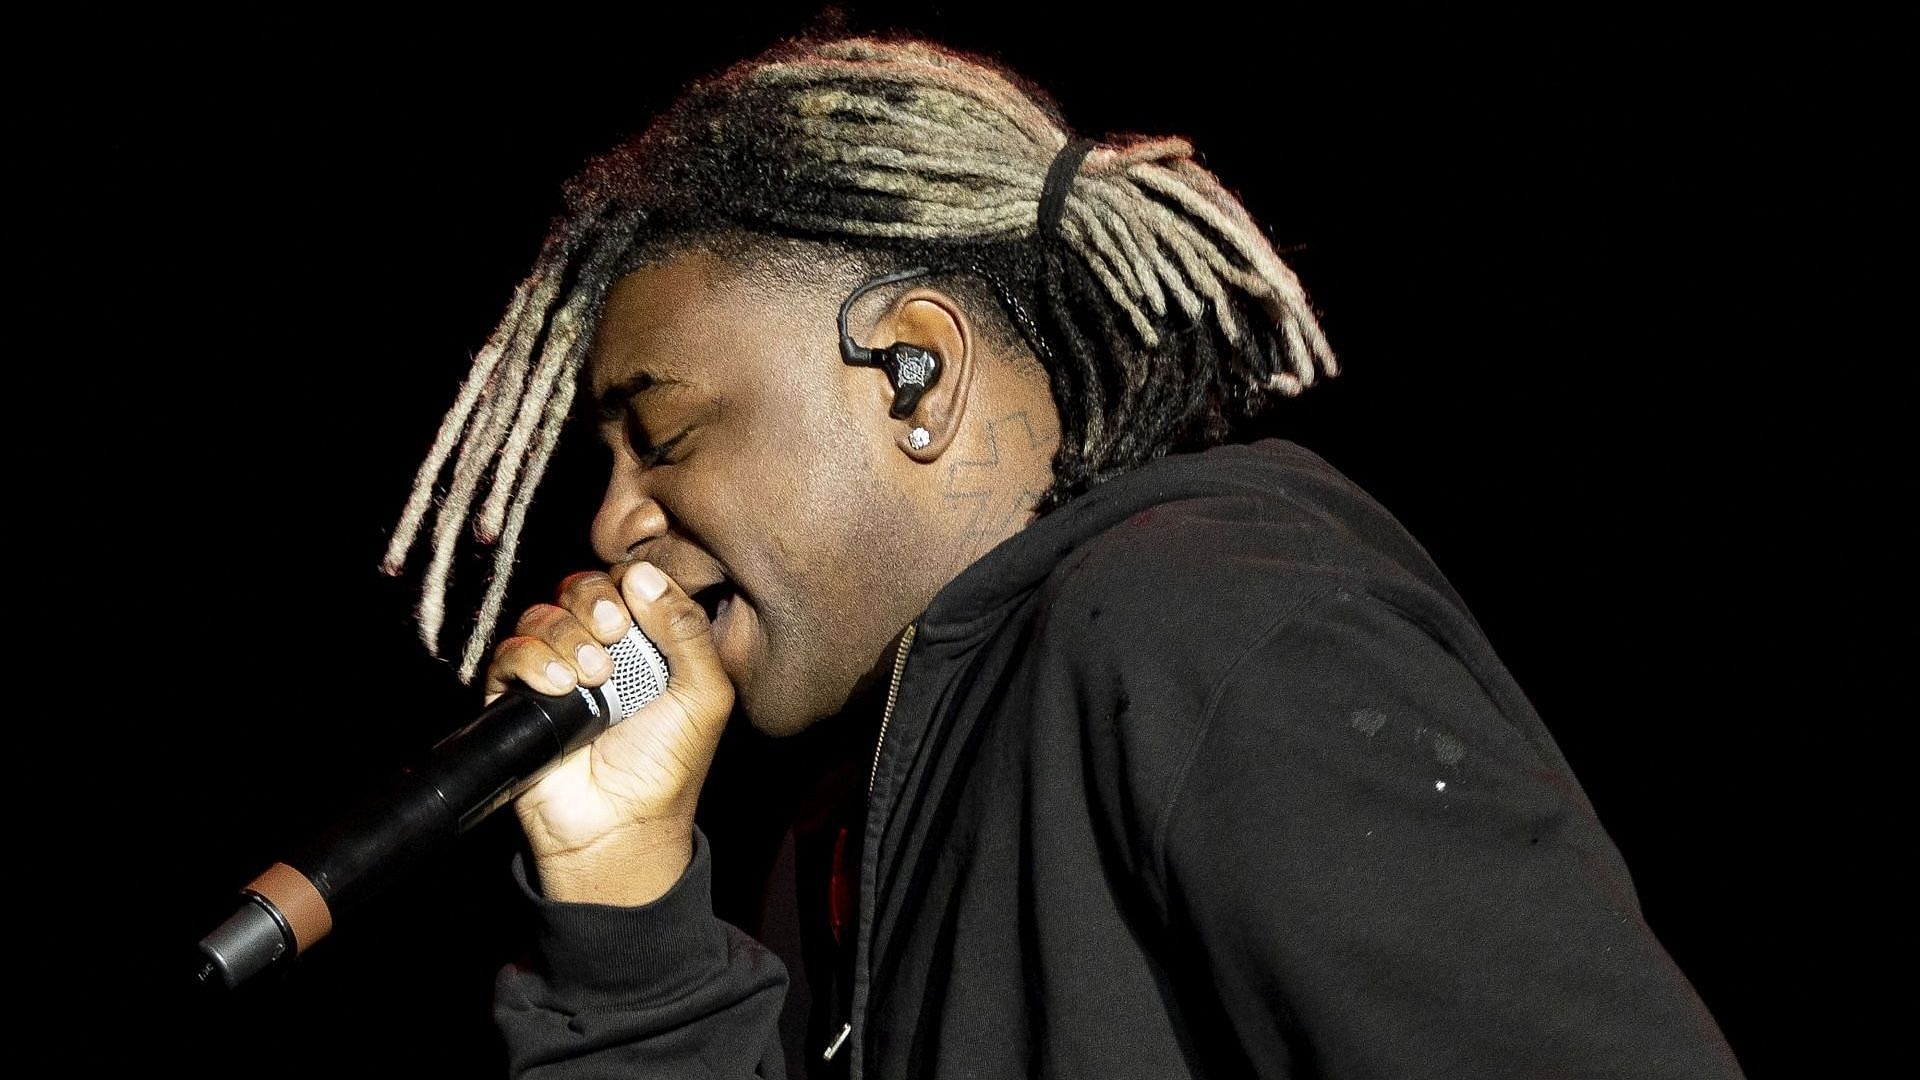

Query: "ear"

xmin=863 ymin=286 xmax=978 ymax=463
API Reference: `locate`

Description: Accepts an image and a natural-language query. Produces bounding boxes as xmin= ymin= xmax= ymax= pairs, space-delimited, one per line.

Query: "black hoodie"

xmin=492 ymin=437 xmax=1746 ymax=1079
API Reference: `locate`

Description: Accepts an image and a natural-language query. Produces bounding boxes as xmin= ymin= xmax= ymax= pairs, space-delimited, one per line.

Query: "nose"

xmin=591 ymin=474 xmax=669 ymax=566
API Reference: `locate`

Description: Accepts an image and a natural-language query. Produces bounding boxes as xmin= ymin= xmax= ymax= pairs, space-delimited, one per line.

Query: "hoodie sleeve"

xmin=492 ymin=825 xmax=790 ymax=1078
xmin=1152 ymin=585 xmax=1747 ymax=1079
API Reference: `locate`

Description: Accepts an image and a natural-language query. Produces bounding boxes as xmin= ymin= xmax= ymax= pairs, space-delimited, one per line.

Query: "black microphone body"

xmin=196 ymin=624 xmax=667 ymax=991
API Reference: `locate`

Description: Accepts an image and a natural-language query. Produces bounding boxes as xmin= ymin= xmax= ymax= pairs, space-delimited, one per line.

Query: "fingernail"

xmin=544 ymin=661 xmax=575 ymax=689
xmin=593 ymin=598 xmax=624 ymax=635
xmin=577 ymin=642 xmax=608 ymax=676
xmin=630 ymin=562 xmax=669 ymax=602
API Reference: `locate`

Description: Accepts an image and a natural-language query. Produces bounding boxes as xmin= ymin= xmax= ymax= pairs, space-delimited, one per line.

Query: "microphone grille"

xmin=603 ymin=623 xmax=669 ymax=722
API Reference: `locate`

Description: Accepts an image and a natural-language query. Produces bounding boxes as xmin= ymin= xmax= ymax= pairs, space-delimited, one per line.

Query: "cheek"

xmin=744 ymin=474 xmax=890 ymax=653
xmin=722 ymin=379 xmax=903 ymax=600
xmin=744 ymin=413 xmax=882 ymax=568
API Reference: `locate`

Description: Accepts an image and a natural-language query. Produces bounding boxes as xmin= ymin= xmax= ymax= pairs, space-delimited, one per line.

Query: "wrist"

xmin=531 ymin=819 xmax=695 ymax=907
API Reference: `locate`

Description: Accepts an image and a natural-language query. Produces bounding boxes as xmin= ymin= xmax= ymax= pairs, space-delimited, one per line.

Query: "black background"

xmin=37 ymin=5 xmax=1902 ymax=1076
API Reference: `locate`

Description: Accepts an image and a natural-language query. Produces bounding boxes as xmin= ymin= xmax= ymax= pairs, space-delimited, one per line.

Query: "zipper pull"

xmin=823 ymin=1021 xmax=852 ymax=1062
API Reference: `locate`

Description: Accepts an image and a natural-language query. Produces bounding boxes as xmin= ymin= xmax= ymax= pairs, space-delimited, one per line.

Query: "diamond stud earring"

xmin=907 ymin=426 xmax=931 ymax=450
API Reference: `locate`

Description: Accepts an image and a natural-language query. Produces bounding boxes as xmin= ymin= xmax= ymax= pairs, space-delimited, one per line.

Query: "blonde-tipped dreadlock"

xmin=382 ymin=30 xmax=1338 ymax=683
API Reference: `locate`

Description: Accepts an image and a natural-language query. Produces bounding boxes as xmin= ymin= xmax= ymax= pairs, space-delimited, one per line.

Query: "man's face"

xmin=586 ymin=247 xmax=922 ymax=737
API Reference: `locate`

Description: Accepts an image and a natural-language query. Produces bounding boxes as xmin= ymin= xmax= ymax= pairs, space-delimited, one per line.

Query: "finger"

xmin=616 ymin=560 xmax=735 ymax=728
xmin=483 ymin=635 xmax=578 ymax=699
xmin=557 ymin=570 xmax=634 ymax=646
xmin=515 ymin=601 xmax=613 ymax=688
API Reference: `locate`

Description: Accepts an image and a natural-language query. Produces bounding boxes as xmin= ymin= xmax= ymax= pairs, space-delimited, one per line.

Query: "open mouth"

xmin=690 ymin=580 xmax=737 ymax=625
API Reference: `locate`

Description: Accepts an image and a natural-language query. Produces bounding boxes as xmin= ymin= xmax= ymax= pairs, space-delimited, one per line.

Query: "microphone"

xmin=194 ymin=623 xmax=668 ymax=991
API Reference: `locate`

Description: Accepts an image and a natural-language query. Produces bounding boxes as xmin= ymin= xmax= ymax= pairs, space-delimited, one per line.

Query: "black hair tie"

xmin=1037 ymin=137 xmax=1098 ymax=241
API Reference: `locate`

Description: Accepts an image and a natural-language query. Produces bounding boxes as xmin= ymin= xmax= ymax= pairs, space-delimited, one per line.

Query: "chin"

xmin=735 ymin=644 xmax=893 ymax=740
xmin=730 ymin=673 xmax=818 ymax=738
xmin=741 ymin=706 xmax=824 ymax=739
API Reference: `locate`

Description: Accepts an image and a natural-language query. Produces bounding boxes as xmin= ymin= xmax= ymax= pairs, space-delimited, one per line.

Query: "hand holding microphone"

xmin=196 ymin=559 xmax=737 ymax=988
xmin=487 ymin=560 xmax=736 ymax=908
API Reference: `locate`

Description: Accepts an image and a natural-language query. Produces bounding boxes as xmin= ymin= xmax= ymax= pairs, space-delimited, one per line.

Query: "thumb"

xmin=611 ymin=560 xmax=735 ymax=746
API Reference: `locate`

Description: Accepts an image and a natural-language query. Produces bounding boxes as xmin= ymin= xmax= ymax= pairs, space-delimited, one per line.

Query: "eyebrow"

xmin=593 ymin=371 xmax=693 ymax=420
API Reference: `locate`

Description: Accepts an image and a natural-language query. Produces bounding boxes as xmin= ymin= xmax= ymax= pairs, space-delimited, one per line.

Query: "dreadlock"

xmin=382 ymin=29 xmax=1338 ymax=683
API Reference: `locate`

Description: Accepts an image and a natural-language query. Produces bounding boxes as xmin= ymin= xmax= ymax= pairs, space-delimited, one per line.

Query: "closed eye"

xmin=626 ymin=418 xmax=691 ymax=468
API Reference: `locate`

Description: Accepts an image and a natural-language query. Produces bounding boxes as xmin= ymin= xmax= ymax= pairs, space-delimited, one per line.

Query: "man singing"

xmin=381 ymin=28 xmax=1745 ymax=1079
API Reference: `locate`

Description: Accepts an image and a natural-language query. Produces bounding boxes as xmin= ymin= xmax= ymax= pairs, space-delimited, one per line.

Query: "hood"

xmin=912 ymin=436 xmax=1468 ymax=647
